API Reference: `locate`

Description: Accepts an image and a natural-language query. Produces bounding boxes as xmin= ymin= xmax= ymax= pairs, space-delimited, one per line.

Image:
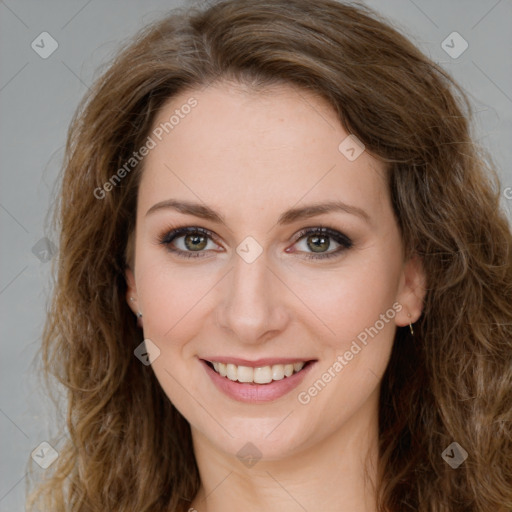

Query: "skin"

xmin=126 ymin=81 xmax=426 ymax=512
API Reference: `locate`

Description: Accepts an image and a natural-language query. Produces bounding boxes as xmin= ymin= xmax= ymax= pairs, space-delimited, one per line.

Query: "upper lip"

xmin=201 ymin=357 xmax=316 ymax=367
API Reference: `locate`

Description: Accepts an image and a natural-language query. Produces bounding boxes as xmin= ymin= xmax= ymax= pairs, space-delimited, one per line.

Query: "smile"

xmin=201 ymin=358 xmax=316 ymax=403
xmin=206 ymin=360 xmax=309 ymax=384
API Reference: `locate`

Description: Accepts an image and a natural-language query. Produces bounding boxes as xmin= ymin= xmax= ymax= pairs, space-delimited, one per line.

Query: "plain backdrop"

xmin=1 ymin=0 xmax=511 ymax=509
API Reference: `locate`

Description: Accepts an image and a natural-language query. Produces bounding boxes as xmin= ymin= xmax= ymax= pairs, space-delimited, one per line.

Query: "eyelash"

xmin=157 ymin=225 xmax=353 ymax=260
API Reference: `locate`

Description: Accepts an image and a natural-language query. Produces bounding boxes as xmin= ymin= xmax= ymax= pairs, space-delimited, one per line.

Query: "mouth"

xmin=200 ymin=357 xmax=317 ymax=402
xmin=203 ymin=359 xmax=314 ymax=384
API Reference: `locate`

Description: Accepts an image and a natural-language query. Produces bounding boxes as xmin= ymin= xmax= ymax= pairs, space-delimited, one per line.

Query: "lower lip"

xmin=200 ymin=359 xmax=316 ymax=403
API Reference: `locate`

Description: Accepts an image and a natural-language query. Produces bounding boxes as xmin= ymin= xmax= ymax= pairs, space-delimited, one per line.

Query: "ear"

xmin=125 ymin=266 xmax=140 ymax=318
xmin=395 ymin=253 xmax=426 ymax=327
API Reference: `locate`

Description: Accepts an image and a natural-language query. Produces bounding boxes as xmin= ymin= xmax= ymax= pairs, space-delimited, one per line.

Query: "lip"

xmin=200 ymin=358 xmax=316 ymax=403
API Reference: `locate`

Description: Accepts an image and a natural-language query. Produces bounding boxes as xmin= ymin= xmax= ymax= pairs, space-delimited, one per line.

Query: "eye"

xmin=289 ymin=226 xmax=353 ymax=260
xmin=158 ymin=226 xmax=221 ymax=258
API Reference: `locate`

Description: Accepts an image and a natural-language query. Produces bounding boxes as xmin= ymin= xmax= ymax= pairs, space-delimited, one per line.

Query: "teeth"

xmin=209 ymin=361 xmax=306 ymax=383
xmin=253 ymin=366 xmax=272 ymax=384
xmin=272 ymin=364 xmax=285 ymax=380
xmin=238 ymin=365 xmax=254 ymax=383
xmin=226 ymin=363 xmax=237 ymax=381
xmin=293 ymin=362 xmax=304 ymax=372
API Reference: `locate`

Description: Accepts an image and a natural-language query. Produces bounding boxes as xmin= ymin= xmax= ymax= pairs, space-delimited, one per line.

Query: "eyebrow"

xmin=145 ymin=199 xmax=371 ymax=225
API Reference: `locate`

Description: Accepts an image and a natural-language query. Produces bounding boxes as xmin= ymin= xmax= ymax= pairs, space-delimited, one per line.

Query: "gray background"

xmin=1 ymin=0 xmax=511 ymax=509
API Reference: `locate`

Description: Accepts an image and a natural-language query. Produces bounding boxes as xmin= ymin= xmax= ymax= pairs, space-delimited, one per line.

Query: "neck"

xmin=189 ymin=389 xmax=381 ymax=512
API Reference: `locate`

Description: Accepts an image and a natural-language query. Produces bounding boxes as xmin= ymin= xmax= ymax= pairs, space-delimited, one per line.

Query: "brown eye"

xmin=306 ymin=234 xmax=331 ymax=253
xmin=183 ymin=233 xmax=208 ymax=251
xmin=159 ymin=227 xmax=220 ymax=259
xmin=292 ymin=227 xmax=353 ymax=260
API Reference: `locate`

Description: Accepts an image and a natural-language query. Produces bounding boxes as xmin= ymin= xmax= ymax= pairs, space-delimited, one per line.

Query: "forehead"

xmin=138 ymin=82 xmax=388 ymax=223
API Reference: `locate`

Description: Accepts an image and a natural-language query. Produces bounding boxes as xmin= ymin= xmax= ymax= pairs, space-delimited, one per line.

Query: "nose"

xmin=215 ymin=250 xmax=290 ymax=345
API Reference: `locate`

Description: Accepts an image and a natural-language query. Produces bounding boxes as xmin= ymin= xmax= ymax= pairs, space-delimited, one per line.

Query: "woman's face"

xmin=126 ymin=82 xmax=425 ymax=460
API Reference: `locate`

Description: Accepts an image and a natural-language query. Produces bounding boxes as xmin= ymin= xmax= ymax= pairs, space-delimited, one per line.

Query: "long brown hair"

xmin=26 ymin=0 xmax=512 ymax=510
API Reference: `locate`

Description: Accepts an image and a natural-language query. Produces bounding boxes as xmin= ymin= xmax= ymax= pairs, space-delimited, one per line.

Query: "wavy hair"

xmin=26 ymin=0 xmax=512 ymax=510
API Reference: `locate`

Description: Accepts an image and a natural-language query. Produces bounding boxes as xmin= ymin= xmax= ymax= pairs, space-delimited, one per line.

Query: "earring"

xmin=130 ymin=297 xmax=143 ymax=318
xmin=408 ymin=313 xmax=414 ymax=336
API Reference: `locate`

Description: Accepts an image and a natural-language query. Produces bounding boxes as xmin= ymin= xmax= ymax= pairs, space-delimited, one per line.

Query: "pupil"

xmin=185 ymin=233 xmax=207 ymax=251
xmin=308 ymin=235 xmax=329 ymax=252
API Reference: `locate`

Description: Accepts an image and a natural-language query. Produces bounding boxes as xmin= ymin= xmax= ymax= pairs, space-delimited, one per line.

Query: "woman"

xmin=27 ymin=0 xmax=512 ymax=510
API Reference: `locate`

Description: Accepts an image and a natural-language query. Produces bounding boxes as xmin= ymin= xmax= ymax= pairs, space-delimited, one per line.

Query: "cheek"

xmin=134 ymin=256 xmax=219 ymax=416
xmin=284 ymin=251 xmax=402 ymax=347
xmin=291 ymin=280 xmax=398 ymax=420
xmin=136 ymin=261 xmax=215 ymax=343
xmin=133 ymin=240 xmax=233 ymax=373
